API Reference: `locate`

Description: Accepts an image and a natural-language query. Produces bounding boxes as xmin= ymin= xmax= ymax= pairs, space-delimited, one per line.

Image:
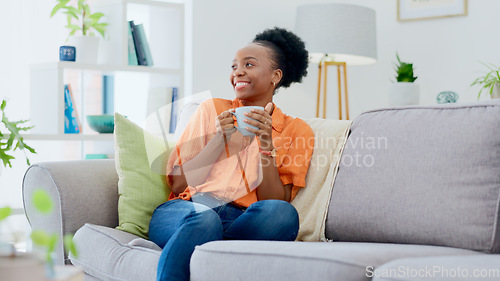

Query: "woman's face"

xmin=230 ymin=43 xmax=280 ymax=102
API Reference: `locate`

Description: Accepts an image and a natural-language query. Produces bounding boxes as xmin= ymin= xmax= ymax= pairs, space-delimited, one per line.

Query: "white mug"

xmin=230 ymin=106 xmax=264 ymax=137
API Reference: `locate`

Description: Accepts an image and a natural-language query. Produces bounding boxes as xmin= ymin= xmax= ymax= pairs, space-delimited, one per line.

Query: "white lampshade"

xmin=295 ymin=3 xmax=377 ymax=65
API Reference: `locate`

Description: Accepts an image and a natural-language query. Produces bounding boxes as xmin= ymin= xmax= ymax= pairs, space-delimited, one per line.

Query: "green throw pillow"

xmin=114 ymin=113 xmax=173 ymax=239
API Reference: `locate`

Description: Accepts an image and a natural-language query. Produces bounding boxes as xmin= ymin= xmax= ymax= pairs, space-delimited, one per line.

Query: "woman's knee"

xmin=149 ymin=200 xmax=220 ymax=246
xmin=250 ymin=200 xmax=299 ymax=238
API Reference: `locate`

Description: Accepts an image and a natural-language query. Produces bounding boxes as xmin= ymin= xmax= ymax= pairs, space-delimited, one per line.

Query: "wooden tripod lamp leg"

xmin=316 ymin=62 xmax=322 ymax=118
xmin=323 ymin=63 xmax=328 ymax=119
xmin=337 ymin=65 xmax=342 ymax=120
xmin=343 ymin=63 xmax=349 ymax=120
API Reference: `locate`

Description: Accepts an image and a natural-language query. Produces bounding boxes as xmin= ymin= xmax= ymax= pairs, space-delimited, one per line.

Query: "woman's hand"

xmin=243 ymin=102 xmax=274 ymax=150
xmin=216 ymin=109 xmax=237 ymax=138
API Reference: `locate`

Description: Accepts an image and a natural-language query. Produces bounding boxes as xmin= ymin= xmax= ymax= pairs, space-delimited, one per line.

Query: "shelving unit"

xmin=29 ymin=0 xmax=187 ymax=155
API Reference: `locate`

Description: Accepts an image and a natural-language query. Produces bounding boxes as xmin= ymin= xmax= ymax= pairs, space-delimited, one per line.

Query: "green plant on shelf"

xmin=394 ymin=53 xmax=418 ymax=83
xmin=50 ymin=0 xmax=108 ymax=38
xmin=470 ymin=62 xmax=500 ymax=99
xmin=0 ymin=99 xmax=36 ymax=168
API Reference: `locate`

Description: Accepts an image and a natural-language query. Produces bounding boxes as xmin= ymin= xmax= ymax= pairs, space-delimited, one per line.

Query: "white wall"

xmin=0 ymin=1 xmax=68 ymax=209
xmin=191 ymin=0 xmax=500 ymax=120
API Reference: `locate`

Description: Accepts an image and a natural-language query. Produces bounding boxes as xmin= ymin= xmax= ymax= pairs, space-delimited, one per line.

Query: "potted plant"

xmin=0 ymin=99 xmax=40 ymax=278
xmin=51 ymin=0 xmax=108 ymax=64
xmin=0 ymin=99 xmax=36 ymax=169
xmin=388 ymin=53 xmax=419 ymax=106
xmin=470 ymin=62 xmax=500 ymax=99
xmin=0 ymin=190 xmax=79 ymax=280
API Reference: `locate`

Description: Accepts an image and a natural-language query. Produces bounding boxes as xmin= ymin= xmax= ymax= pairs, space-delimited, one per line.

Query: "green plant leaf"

xmin=65 ymin=6 xmax=81 ymax=16
xmin=31 ymin=230 xmax=50 ymax=246
xmin=0 ymin=206 xmax=12 ymax=221
xmin=63 ymin=10 xmax=79 ymax=20
xmin=89 ymin=12 xmax=104 ymax=21
xmin=32 ymin=189 xmax=54 ymax=215
xmin=0 ymin=100 xmax=6 ymax=111
xmin=83 ymin=4 xmax=90 ymax=17
xmin=65 ymin=24 xmax=82 ymax=31
xmin=69 ymin=29 xmax=78 ymax=37
xmin=93 ymin=23 xmax=107 ymax=37
xmin=47 ymin=234 xmax=58 ymax=253
xmin=0 ymin=150 xmax=14 ymax=168
xmin=63 ymin=234 xmax=79 ymax=258
xmin=78 ymin=0 xmax=84 ymax=11
xmin=50 ymin=0 xmax=70 ymax=17
xmin=394 ymin=53 xmax=417 ymax=83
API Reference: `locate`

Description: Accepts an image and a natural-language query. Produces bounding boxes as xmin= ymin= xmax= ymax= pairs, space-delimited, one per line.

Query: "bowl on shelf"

xmin=86 ymin=115 xmax=115 ymax=134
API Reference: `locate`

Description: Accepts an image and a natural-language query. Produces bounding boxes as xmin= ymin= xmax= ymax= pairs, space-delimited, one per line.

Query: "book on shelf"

xmin=129 ymin=20 xmax=153 ymax=66
xmin=169 ymin=87 xmax=179 ymax=134
xmin=102 ymin=75 xmax=114 ymax=114
xmin=136 ymin=23 xmax=154 ymax=66
xmin=64 ymin=84 xmax=81 ymax=134
xmin=127 ymin=24 xmax=138 ymax=66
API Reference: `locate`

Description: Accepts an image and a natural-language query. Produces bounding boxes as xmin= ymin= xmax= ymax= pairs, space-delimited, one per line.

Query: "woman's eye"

xmin=231 ymin=65 xmax=237 ymax=70
xmin=246 ymin=62 xmax=254 ymax=67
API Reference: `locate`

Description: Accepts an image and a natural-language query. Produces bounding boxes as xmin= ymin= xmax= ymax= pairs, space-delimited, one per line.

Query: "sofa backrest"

xmin=325 ymin=100 xmax=500 ymax=253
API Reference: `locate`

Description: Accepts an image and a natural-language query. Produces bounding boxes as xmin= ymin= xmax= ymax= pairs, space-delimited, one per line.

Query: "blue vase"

xmin=59 ymin=46 xmax=76 ymax=62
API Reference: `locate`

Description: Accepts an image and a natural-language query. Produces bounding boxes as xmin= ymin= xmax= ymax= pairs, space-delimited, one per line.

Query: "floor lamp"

xmin=295 ymin=3 xmax=378 ymax=119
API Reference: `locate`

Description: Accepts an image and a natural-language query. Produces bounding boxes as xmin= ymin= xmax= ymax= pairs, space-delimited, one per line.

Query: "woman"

xmin=149 ymin=27 xmax=314 ymax=281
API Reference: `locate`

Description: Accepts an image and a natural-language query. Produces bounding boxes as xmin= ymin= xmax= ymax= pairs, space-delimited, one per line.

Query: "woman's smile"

xmin=234 ymin=81 xmax=250 ymax=91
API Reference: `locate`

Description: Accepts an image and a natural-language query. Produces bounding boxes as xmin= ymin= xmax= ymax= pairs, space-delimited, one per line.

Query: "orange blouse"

xmin=166 ymin=98 xmax=314 ymax=208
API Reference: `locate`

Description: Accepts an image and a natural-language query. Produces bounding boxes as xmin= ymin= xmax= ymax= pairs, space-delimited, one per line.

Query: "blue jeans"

xmin=148 ymin=193 xmax=299 ymax=281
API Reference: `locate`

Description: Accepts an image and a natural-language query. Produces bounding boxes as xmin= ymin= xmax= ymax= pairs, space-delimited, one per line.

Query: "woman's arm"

xmin=170 ymin=109 xmax=236 ymax=195
xmin=243 ymin=103 xmax=292 ymax=202
xmin=257 ymin=152 xmax=293 ymax=202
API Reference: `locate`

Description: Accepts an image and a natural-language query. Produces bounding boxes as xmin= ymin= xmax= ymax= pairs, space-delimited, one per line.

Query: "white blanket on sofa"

xmin=291 ymin=119 xmax=351 ymax=242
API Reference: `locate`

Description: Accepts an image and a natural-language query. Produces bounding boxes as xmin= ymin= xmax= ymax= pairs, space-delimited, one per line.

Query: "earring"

xmin=273 ymin=81 xmax=276 ymax=87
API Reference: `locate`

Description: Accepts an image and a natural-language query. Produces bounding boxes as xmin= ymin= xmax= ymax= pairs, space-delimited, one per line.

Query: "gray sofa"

xmin=23 ymin=100 xmax=500 ymax=281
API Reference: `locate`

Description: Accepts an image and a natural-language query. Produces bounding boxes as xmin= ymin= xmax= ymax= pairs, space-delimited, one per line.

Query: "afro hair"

xmin=253 ymin=27 xmax=309 ymax=89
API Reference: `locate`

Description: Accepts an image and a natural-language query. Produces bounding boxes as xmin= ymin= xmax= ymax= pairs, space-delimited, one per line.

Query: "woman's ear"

xmin=272 ymin=69 xmax=283 ymax=86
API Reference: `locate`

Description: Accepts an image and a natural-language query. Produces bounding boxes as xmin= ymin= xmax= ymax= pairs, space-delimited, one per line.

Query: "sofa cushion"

xmin=114 ymin=113 xmax=173 ymax=239
xmin=71 ymin=224 xmax=160 ymax=281
xmin=372 ymin=255 xmax=500 ymax=281
xmin=326 ymin=100 xmax=500 ymax=253
xmin=190 ymin=240 xmax=481 ymax=281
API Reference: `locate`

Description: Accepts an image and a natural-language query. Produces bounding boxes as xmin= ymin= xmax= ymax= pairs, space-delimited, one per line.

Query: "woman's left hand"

xmin=243 ymin=102 xmax=274 ymax=150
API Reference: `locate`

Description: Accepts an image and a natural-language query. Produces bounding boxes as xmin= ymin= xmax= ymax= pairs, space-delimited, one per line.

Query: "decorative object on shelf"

xmin=87 ymin=115 xmax=115 ymax=134
xmin=127 ymin=24 xmax=138 ymax=66
xmin=85 ymin=154 xmax=108 ymax=160
xmin=64 ymin=85 xmax=81 ymax=134
xmin=0 ymin=99 xmax=36 ymax=168
xmin=470 ymin=62 xmax=500 ymax=99
xmin=59 ymin=46 xmax=76 ymax=62
xmin=51 ymin=0 xmax=109 ymax=64
xmin=389 ymin=53 xmax=419 ymax=106
xmin=397 ymin=0 xmax=468 ymax=22
xmin=295 ymin=3 xmax=377 ymax=119
xmin=169 ymin=88 xmax=179 ymax=133
xmin=129 ymin=21 xmax=154 ymax=66
xmin=436 ymin=91 xmax=459 ymax=104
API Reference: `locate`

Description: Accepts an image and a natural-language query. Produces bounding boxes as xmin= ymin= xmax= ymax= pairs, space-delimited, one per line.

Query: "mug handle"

xmin=228 ymin=111 xmax=241 ymax=131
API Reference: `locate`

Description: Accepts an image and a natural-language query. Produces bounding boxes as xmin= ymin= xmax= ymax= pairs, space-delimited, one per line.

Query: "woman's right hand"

xmin=216 ymin=109 xmax=237 ymax=137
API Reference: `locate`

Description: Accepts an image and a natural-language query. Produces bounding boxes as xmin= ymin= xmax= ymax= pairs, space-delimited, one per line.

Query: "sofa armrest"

xmin=23 ymin=159 xmax=119 ymax=264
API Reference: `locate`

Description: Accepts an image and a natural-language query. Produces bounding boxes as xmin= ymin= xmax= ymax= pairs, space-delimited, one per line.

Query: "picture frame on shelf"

xmin=397 ymin=0 xmax=467 ymax=22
